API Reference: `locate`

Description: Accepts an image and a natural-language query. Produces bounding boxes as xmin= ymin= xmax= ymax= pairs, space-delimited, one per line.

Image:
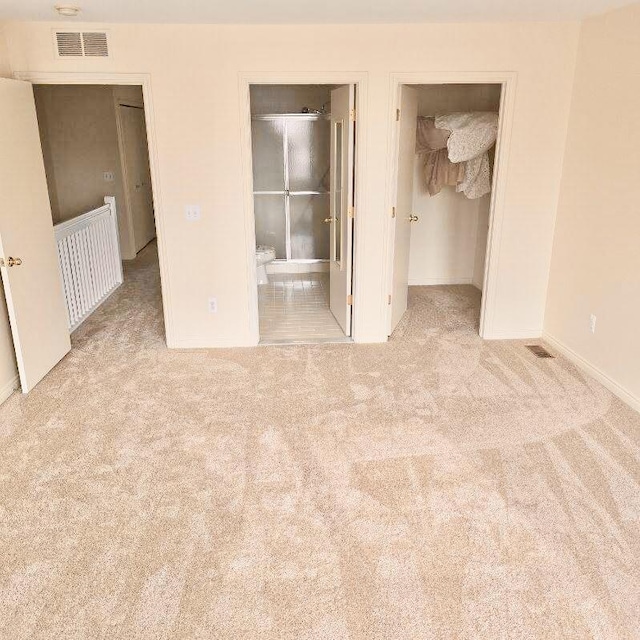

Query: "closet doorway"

xmin=248 ymin=84 xmax=356 ymax=344
xmin=387 ymin=77 xmax=510 ymax=338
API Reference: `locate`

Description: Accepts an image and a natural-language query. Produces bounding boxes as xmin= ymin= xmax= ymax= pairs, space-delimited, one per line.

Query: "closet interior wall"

xmin=409 ymin=83 xmax=501 ymax=288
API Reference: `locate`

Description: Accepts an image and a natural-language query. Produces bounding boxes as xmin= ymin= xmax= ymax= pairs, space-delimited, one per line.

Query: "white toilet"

xmin=256 ymin=246 xmax=276 ymax=285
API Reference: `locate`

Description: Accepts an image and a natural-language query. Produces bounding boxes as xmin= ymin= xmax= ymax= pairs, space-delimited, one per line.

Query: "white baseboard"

xmin=0 ymin=374 xmax=20 ymax=405
xmin=169 ymin=336 xmax=258 ymax=349
xmin=482 ymin=328 xmax=543 ymax=340
xmin=543 ymin=332 xmax=640 ymax=413
xmin=408 ymin=276 xmax=473 ymax=286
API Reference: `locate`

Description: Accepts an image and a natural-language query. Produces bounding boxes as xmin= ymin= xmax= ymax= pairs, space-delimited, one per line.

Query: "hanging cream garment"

xmin=435 ymin=112 xmax=498 ymax=199
xmin=415 ymin=117 xmax=464 ymax=196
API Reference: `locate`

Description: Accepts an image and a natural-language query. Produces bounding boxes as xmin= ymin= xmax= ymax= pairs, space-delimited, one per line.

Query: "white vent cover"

xmin=54 ymin=31 xmax=109 ymax=58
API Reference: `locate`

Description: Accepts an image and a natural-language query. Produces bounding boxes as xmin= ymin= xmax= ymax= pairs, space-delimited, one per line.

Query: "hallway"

xmin=71 ymin=240 xmax=165 ymax=353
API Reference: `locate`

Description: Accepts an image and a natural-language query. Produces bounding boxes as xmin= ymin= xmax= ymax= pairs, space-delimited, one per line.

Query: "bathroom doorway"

xmin=249 ymin=84 xmax=356 ymax=344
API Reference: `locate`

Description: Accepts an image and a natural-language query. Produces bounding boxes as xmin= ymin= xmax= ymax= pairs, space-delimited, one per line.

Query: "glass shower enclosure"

xmin=251 ymin=113 xmax=331 ymax=262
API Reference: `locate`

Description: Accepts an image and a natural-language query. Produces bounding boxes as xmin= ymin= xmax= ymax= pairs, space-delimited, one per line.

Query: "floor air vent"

xmin=55 ymin=31 xmax=109 ymax=58
xmin=526 ymin=344 xmax=555 ymax=359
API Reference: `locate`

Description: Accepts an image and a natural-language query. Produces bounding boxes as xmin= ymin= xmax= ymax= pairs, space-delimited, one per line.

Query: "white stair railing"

xmin=54 ymin=196 xmax=123 ymax=332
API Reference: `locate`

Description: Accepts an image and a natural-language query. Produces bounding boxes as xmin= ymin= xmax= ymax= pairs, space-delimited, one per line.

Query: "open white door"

xmin=118 ymin=105 xmax=156 ymax=254
xmin=0 ymin=79 xmax=71 ymax=393
xmin=329 ymin=85 xmax=355 ymax=336
xmin=389 ymin=85 xmax=418 ymax=334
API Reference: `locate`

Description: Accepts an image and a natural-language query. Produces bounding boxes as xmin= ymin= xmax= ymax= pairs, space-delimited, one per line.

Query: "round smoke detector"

xmin=54 ymin=5 xmax=81 ymax=17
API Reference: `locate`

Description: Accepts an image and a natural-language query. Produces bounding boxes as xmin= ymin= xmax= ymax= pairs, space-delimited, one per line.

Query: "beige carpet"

xmin=1 ymin=242 xmax=640 ymax=639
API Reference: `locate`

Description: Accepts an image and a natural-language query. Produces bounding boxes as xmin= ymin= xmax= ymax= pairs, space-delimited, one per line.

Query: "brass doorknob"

xmin=0 ymin=256 xmax=22 ymax=267
xmin=409 ymin=215 xmax=419 ymax=222
xmin=323 ymin=217 xmax=334 ymax=224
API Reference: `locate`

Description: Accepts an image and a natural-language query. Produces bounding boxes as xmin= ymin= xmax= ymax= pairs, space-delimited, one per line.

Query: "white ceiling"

xmin=0 ymin=0 xmax=633 ymax=24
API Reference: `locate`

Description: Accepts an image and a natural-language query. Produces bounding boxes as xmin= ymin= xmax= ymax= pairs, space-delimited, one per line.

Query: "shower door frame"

xmin=252 ymin=112 xmax=331 ymax=264
xmin=239 ymin=72 xmax=367 ymax=346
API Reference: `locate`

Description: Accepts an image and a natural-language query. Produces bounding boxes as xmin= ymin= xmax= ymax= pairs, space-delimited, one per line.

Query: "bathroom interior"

xmin=250 ymin=84 xmax=351 ymax=344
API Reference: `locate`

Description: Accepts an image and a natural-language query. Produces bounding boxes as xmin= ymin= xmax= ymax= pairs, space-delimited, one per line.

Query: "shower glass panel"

xmin=251 ymin=113 xmax=330 ymax=263
xmin=251 ymin=119 xmax=285 ymax=191
xmin=287 ymin=119 xmax=330 ymax=193
xmin=254 ymin=194 xmax=287 ymax=259
xmin=290 ymin=194 xmax=330 ymax=260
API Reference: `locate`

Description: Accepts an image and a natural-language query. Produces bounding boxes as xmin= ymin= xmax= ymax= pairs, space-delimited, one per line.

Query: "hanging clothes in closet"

xmin=416 ymin=112 xmax=498 ymax=199
xmin=415 ymin=117 xmax=464 ymax=196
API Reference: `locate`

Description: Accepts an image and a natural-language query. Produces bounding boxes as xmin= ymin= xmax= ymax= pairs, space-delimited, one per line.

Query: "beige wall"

xmin=545 ymin=4 xmax=640 ymax=407
xmin=33 ymin=84 xmax=142 ymax=260
xmin=113 ymin=84 xmax=144 ymax=108
xmin=4 ymin=21 xmax=579 ymax=346
xmin=0 ymin=24 xmax=11 ymax=78
xmin=0 ymin=24 xmax=18 ymax=402
xmin=472 ymin=201 xmax=490 ymax=290
xmin=409 ymin=84 xmax=500 ymax=287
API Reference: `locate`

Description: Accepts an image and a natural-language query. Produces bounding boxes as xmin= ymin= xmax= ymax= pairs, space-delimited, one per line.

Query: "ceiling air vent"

xmin=54 ymin=30 xmax=109 ymax=58
xmin=81 ymin=32 xmax=109 ymax=57
xmin=55 ymin=31 xmax=82 ymax=57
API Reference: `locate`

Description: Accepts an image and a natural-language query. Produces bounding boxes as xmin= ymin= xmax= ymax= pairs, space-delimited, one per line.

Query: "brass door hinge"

xmin=388 ymin=294 xmax=392 ymax=305
xmin=396 ymin=109 xmax=400 ymax=121
xmin=0 ymin=256 xmax=22 ymax=267
xmin=347 ymin=294 xmax=353 ymax=306
xmin=348 ymin=206 xmax=355 ymax=219
xmin=350 ymin=108 xmax=356 ymax=122
xmin=391 ymin=206 xmax=396 ymax=218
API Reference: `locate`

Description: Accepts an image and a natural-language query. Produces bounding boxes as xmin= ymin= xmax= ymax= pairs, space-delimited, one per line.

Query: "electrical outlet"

xmin=103 ymin=171 xmax=115 ymax=182
xmin=590 ymin=314 xmax=597 ymax=334
xmin=185 ymin=205 xmax=201 ymax=222
xmin=208 ymin=297 xmax=218 ymax=313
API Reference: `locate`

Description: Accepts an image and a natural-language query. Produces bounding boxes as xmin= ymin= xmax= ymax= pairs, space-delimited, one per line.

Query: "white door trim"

xmin=238 ymin=72 xmax=368 ymax=344
xmin=13 ymin=71 xmax=175 ymax=347
xmin=383 ymin=71 xmax=517 ymax=339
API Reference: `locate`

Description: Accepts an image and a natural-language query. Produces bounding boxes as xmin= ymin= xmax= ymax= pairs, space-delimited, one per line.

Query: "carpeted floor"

xmin=1 ymin=242 xmax=640 ymax=639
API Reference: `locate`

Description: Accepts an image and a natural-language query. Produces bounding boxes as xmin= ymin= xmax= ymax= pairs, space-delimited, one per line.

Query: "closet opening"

xmin=249 ymin=84 xmax=356 ymax=344
xmin=388 ymin=82 xmax=503 ymax=336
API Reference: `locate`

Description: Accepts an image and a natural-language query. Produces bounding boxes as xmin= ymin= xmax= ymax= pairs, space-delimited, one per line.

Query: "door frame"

xmin=12 ymin=71 xmax=174 ymax=346
xmin=383 ymin=71 xmax=517 ymax=338
xmin=238 ymin=72 xmax=368 ymax=344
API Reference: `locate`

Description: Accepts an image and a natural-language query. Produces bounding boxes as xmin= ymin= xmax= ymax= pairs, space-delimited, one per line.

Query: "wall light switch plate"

xmin=103 ymin=171 xmax=115 ymax=182
xmin=590 ymin=314 xmax=597 ymax=334
xmin=185 ymin=205 xmax=201 ymax=222
xmin=208 ymin=297 xmax=218 ymax=313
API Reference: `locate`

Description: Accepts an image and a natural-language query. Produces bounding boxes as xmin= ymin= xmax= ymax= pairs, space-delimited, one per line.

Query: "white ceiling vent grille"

xmin=54 ymin=30 xmax=109 ymax=58
xmin=81 ymin=32 xmax=109 ymax=57
xmin=55 ymin=31 xmax=82 ymax=57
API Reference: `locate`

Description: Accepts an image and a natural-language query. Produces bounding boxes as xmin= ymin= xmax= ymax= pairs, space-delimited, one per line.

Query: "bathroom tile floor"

xmin=258 ymin=273 xmax=347 ymax=343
